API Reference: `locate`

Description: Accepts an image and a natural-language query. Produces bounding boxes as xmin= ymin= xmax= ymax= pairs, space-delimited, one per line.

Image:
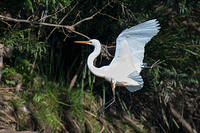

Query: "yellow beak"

xmin=74 ymin=41 xmax=91 ymax=44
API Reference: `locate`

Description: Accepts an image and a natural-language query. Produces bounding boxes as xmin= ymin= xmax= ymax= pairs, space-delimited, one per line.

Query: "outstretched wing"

xmin=111 ymin=19 xmax=160 ymax=73
xmin=109 ymin=19 xmax=160 ymax=91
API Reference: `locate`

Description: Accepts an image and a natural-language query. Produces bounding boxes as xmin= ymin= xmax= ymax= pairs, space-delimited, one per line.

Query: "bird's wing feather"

xmin=126 ymin=71 xmax=143 ymax=92
xmin=107 ymin=40 xmax=137 ymax=78
xmin=126 ymin=85 xmax=143 ymax=92
xmin=110 ymin=19 xmax=160 ymax=73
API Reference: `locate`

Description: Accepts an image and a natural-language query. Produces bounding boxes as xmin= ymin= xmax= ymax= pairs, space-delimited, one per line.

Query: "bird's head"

xmin=74 ymin=39 xmax=100 ymax=46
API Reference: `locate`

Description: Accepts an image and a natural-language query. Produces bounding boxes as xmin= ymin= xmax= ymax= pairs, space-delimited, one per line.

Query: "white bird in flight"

xmin=75 ymin=19 xmax=160 ymax=112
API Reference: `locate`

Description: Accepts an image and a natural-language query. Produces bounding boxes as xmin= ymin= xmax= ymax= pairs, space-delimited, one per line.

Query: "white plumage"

xmin=110 ymin=19 xmax=160 ymax=91
xmin=74 ymin=19 xmax=160 ymax=111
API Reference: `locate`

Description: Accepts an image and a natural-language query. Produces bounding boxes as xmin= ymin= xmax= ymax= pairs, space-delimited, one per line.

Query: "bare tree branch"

xmin=0 ymin=15 xmax=66 ymax=28
xmin=0 ymin=14 xmax=89 ymax=39
xmin=0 ymin=1 xmax=110 ymax=40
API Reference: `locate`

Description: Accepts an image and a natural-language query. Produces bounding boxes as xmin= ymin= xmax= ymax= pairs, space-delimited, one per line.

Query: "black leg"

xmin=98 ymin=96 xmax=115 ymax=115
xmin=98 ymin=82 xmax=116 ymax=115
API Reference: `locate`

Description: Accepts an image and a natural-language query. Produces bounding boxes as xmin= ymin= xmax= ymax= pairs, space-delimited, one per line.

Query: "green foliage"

xmin=1 ymin=29 xmax=48 ymax=84
xmin=2 ymin=29 xmax=47 ymax=59
xmin=68 ymin=89 xmax=84 ymax=120
xmin=28 ymin=78 xmax=65 ymax=132
xmin=33 ymin=91 xmax=63 ymax=131
xmin=25 ymin=0 xmax=71 ymax=14
xmin=2 ymin=67 xmax=22 ymax=86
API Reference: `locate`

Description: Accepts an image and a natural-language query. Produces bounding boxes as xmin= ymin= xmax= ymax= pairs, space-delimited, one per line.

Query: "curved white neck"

xmin=87 ymin=43 xmax=105 ymax=77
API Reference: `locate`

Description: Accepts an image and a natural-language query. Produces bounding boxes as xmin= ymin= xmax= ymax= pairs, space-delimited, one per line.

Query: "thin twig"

xmin=69 ymin=74 xmax=78 ymax=90
xmin=47 ymin=2 xmax=78 ymax=39
xmin=30 ymin=54 xmax=37 ymax=74
xmin=39 ymin=6 xmax=69 ymax=22
xmin=72 ymin=2 xmax=110 ymax=27
xmin=99 ymin=12 xmax=118 ymax=20
xmin=84 ymin=110 xmax=97 ymax=118
xmin=99 ymin=125 xmax=105 ymax=133
xmin=0 ymin=110 xmax=16 ymax=123
xmin=72 ymin=30 xmax=90 ymax=39
xmin=84 ymin=110 xmax=106 ymax=133
xmin=1 ymin=20 xmax=11 ymax=27
xmin=59 ymin=3 xmax=78 ymax=25
xmin=106 ymin=45 xmax=116 ymax=48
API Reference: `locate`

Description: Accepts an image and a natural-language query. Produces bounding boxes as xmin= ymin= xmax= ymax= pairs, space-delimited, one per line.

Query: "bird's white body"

xmin=86 ymin=19 xmax=160 ymax=92
xmin=87 ymin=40 xmax=139 ymax=87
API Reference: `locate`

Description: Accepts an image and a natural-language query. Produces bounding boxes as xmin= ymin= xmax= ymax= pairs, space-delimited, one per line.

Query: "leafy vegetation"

xmin=0 ymin=0 xmax=200 ymax=132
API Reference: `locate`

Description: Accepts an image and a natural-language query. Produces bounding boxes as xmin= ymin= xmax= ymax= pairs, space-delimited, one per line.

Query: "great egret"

xmin=74 ymin=19 xmax=160 ymax=113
